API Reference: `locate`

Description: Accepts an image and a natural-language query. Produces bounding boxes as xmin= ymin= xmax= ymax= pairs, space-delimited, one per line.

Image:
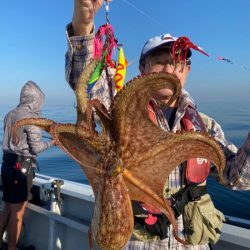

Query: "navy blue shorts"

xmin=1 ymin=153 xmax=35 ymax=204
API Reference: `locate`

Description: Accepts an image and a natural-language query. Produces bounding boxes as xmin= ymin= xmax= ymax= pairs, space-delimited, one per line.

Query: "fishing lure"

xmin=93 ymin=23 xmax=118 ymax=68
xmin=217 ymin=57 xmax=234 ymax=64
xmin=113 ymin=47 xmax=128 ymax=91
xmin=172 ymin=36 xmax=209 ymax=66
xmin=88 ymin=0 xmax=127 ymax=94
xmin=87 ymin=52 xmax=106 ymax=94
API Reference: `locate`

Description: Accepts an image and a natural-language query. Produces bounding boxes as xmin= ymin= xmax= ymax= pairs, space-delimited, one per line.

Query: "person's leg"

xmin=0 ymin=202 xmax=10 ymax=248
xmin=7 ymin=201 xmax=27 ymax=250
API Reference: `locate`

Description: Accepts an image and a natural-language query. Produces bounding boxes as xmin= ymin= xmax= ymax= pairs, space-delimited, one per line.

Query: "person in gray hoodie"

xmin=0 ymin=81 xmax=55 ymax=250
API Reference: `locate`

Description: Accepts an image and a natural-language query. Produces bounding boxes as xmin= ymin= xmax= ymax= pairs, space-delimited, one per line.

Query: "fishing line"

xmin=121 ymin=0 xmax=163 ymax=27
xmin=119 ymin=1 xmax=250 ymax=71
xmin=127 ymin=56 xmax=140 ymax=67
xmin=216 ymin=55 xmax=250 ymax=71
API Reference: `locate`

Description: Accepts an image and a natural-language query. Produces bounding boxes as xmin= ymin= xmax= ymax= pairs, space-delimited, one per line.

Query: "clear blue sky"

xmin=1 ymin=0 xmax=250 ymax=108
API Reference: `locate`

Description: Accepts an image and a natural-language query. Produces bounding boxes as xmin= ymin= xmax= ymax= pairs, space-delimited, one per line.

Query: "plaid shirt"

xmin=65 ymin=24 xmax=250 ymax=249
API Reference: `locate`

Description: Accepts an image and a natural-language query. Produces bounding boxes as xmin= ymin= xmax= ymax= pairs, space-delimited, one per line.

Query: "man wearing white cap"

xmin=65 ymin=1 xmax=250 ymax=249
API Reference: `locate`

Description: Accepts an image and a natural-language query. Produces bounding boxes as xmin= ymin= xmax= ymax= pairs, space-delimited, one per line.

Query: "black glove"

xmin=132 ymin=201 xmax=169 ymax=240
xmin=146 ymin=213 xmax=169 ymax=240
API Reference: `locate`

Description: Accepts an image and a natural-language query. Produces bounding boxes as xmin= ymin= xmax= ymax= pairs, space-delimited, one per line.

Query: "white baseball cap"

xmin=139 ymin=33 xmax=192 ymax=64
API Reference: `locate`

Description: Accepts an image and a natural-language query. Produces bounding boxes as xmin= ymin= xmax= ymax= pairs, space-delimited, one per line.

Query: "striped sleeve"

xmin=65 ymin=23 xmax=116 ymax=110
xmin=223 ymin=133 xmax=250 ymax=190
xmin=65 ymin=23 xmax=95 ymax=91
xmin=203 ymin=113 xmax=250 ymax=190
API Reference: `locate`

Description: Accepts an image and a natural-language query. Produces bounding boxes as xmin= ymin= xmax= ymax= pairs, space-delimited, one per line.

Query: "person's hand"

xmin=72 ymin=0 xmax=111 ymax=36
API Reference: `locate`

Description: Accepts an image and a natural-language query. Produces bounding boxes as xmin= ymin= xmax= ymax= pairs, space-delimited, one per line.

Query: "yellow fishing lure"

xmin=114 ymin=48 xmax=128 ymax=91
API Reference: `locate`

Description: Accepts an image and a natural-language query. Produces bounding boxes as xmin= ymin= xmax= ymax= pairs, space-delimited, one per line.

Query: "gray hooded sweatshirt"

xmin=2 ymin=81 xmax=52 ymax=157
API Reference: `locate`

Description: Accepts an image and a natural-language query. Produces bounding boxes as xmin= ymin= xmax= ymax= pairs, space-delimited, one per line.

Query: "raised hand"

xmin=72 ymin=0 xmax=111 ymax=36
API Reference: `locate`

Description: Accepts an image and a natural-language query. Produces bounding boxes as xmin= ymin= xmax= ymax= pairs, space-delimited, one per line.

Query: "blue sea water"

xmin=0 ymin=102 xmax=250 ymax=220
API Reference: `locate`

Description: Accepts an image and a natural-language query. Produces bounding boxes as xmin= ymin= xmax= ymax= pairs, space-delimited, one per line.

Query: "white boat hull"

xmin=1 ymin=173 xmax=250 ymax=250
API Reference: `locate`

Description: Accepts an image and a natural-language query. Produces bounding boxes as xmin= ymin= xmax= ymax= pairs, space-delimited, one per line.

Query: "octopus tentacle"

xmin=52 ymin=123 xmax=108 ymax=157
xmin=75 ymin=59 xmax=99 ymax=125
xmin=123 ymin=170 xmax=182 ymax=244
xmin=124 ymin=131 xmax=225 ymax=206
xmin=89 ymin=99 xmax=113 ymax=139
xmin=92 ymin=175 xmax=134 ymax=250
xmin=127 ymin=131 xmax=225 ymax=182
xmin=12 ymin=118 xmax=55 ymax=145
xmin=50 ymin=123 xmax=104 ymax=194
xmin=112 ymin=72 xmax=181 ymax=161
xmin=122 ymin=130 xmax=225 ymax=244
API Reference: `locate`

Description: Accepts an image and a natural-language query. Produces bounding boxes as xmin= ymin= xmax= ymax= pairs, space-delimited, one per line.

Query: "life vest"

xmin=148 ymin=102 xmax=210 ymax=184
xmin=181 ymin=105 xmax=211 ymax=184
xmin=137 ymin=103 xmax=211 ymax=222
xmin=133 ymin=103 xmax=223 ymax=243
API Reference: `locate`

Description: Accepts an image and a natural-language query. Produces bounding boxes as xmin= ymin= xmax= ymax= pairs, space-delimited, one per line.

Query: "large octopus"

xmin=12 ymin=60 xmax=225 ymax=250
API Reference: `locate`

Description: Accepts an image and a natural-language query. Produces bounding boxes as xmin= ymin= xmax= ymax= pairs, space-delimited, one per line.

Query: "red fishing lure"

xmin=172 ymin=36 xmax=209 ymax=65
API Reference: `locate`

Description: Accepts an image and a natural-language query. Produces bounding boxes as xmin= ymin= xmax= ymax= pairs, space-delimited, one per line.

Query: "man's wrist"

xmin=72 ymin=21 xmax=94 ymax=36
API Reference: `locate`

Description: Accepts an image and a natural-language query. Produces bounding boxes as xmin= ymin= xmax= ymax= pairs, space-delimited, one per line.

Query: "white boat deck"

xmin=1 ymin=174 xmax=250 ymax=250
